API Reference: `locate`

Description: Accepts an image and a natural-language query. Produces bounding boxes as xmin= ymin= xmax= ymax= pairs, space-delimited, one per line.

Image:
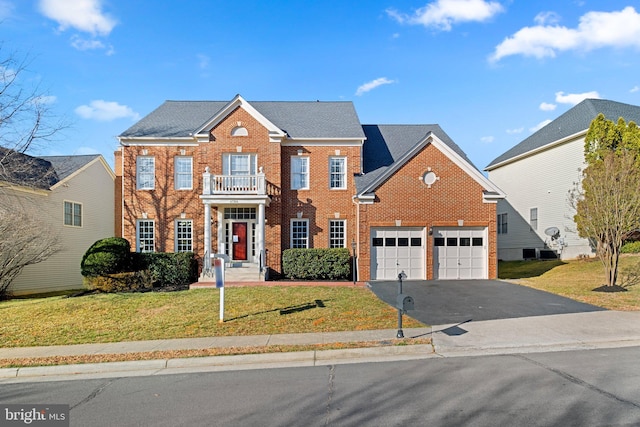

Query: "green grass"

xmin=0 ymin=286 xmax=423 ymax=348
xmin=499 ymin=255 xmax=640 ymax=311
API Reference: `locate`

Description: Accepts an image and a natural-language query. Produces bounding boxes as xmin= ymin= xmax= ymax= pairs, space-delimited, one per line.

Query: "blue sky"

xmin=2 ymin=0 xmax=640 ymax=170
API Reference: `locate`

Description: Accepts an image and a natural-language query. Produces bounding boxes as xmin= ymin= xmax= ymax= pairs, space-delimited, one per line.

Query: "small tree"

xmin=0 ymin=46 xmax=67 ymax=297
xmin=0 ymin=203 xmax=61 ymax=297
xmin=570 ymin=151 xmax=640 ymax=287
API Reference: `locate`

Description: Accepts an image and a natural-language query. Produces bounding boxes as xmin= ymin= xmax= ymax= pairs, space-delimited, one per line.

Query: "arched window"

xmin=231 ymin=126 xmax=248 ymax=137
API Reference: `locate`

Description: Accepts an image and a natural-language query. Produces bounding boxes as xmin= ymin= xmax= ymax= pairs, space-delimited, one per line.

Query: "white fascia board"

xmin=280 ymin=138 xmax=365 ymax=147
xmin=429 ymin=134 xmax=505 ymax=197
xmin=118 ymin=137 xmax=199 ymax=146
xmin=193 ymin=94 xmax=286 ymax=140
xmin=50 ymin=156 xmax=115 ymax=190
xmin=485 ymin=129 xmax=587 ymax=171
xmin=353 ymin=193 xmax=375 ymax=204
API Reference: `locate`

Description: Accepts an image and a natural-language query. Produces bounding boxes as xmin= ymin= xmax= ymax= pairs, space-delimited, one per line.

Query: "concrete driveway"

xmin=368 ymin=280 xmax=605 ymax=325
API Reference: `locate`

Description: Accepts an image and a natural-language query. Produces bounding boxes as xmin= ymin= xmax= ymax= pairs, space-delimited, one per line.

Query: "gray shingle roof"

xmin=40 ymin=155 xmax=101 ymax=181
xmin=486 ymin=99 xmax=640 ymax=169
xmin=0 ymin=147 xmax=102 ymax=190
xmin=119 ymin=100 xmax=366 ymax=139
xmin=356 ymin=124 xmax=475 ymax=194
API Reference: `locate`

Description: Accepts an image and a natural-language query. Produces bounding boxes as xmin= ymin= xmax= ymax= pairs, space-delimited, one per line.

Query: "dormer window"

xmin=231 ymin=126 xmax=248 ymax=137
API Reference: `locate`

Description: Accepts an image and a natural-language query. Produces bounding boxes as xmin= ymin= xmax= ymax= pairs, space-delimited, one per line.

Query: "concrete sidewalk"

xmin=2 ymin=311 xmax=640 ymax=382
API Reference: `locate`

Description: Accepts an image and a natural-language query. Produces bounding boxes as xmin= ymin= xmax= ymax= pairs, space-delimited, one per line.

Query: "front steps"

xmin=197 ymin=262 xmax=264 ymax=285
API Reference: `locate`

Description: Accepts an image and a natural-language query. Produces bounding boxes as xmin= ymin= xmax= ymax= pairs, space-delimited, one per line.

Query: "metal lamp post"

xmin=351 ymin=240 xmax=357 ymax=285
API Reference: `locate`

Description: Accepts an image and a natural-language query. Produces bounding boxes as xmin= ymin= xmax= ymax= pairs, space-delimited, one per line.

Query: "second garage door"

xmin=433 ymin=227 xmax=487 ymax=279
xmin=371 ymin=227 xmax=425 ymax=280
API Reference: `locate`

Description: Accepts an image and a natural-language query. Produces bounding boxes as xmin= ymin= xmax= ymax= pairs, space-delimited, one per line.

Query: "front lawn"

xmin=499 ymin=255 xmax=640 ymax=311
xmin=0 ymin=286 xmax=423 ymax=348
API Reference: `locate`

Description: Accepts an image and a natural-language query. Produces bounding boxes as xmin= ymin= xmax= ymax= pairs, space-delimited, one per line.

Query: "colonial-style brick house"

xmin=116 ymin=95 xmax=504 ymax=281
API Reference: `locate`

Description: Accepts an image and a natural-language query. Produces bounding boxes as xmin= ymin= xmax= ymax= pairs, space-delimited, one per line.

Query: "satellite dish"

xmin=544 ymin=227 xmax=560 ymax=239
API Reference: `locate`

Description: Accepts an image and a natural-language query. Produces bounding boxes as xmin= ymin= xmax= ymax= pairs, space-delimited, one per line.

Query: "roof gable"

xmin=356 ymin=125 xmax=503 ymax=199
xmin=119 ymin=96 xmax=366 ymax=141
xmin=486 ymin=99 xmax=640 ymax=170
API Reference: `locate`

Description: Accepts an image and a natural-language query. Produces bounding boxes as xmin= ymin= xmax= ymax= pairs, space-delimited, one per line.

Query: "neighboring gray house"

xmin=486 ymin=99 xmax=640 ymax=261
xmin=1 ymin=152 xmax=115 ymax=295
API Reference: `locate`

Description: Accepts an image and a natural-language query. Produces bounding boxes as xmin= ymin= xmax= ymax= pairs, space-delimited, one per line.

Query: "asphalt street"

xmin=368 ymin=279 xmax=605 ymax=325
xmin=3 ymin=346 xmax=640 ymax=426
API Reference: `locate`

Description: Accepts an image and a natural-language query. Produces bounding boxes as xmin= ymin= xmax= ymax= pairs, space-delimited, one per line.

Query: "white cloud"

xmin=530 ymin=119 xmax=552 ymax=133
xmin=539 ymin=102 xmax=556 ymax=111
xmin=490 ymin=6 xmax=640 ymax=62
xmin=387 ymin=0 xmax=504 ymax=31
xmin=355 ymin=77 xmax=396 ymax=96
xmin=38 ymin=0 xmax=117 ymax=36
xmin=555 ymin=91 xmax=600 ymax=105
xmin=631 ymin=86 xmax=640 ymax=93
xmin=480 ymin=136 xmax=494 ymax=143
xmin=534 ymin=11 xmax=560 ymax=26
xmin=71 ymin=35 xmax=109 ymax=51
xmin=506 ymin=127 xmax=524 ymax=134
xmin=75 ymin=100 xmax=140 ymax=121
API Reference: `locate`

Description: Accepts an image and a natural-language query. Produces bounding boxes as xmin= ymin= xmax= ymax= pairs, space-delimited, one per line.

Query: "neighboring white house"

xmin=1 ymin=152 xmax=115 ymax=295
xmin=486 ymin=99 xmax=640 ymax=261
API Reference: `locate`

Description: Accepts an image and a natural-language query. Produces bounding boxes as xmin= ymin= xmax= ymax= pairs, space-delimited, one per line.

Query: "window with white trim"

xmin=291 ymin=157 xmax=309 ymax=190
xmin=291 ymin=219 xmax=309 ymax=248
xmin=137 ymin=156 xmax=155 ymax=190
xmin=222 ymin=154 xmax=257 ymax=176
xmin=175 ymin=220 xmax=193 ymax=252
xmin=530 ymin=207 xmax=538 ymax=230
xmin=329 ymin=219 xmax=346 ymax=248
xmin=175 ymin=157 xmax=193 ymax=190
xmin=329 ymin=157 xmax=346 ymax=189
xmin=137 ymin=219 xmax=155 ymax=252
xmin=64 ymin=201 xmax=82 ymax=227
xmin=497 ymin=213 xmax=508 ymax=234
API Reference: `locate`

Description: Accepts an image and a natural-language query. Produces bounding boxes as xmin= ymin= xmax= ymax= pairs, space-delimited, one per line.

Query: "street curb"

xmin=0 ymin=345 xmax=435 ymax=382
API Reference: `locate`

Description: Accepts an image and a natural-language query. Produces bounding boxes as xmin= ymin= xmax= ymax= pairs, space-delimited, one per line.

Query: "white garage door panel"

xmin=434 ymin=227 xmax=487 ymax=280
xmin=371 ymin=227 xmax=425 ymax=280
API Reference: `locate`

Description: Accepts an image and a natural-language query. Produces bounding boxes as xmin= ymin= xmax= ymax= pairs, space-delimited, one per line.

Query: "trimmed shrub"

xmin=136 ymin=252 xmax=198 ymax=289
xmin=81 ymin=237 xmax=132 ymax=277
xmin=83 ymin=271 xmax=153 ymax=293
xmin=622 ymin=241 xmax=640 ymax=254
xmin=282 ymin=248 xmax=351 ymax=280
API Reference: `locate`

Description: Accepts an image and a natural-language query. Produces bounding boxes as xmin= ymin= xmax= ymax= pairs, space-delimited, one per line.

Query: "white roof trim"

xmin=50 ymin=155 xmax=115 ymax=190
xmin=357 ymin=133 xmax=505 ymax=199
xmin=192 ymin=95 xmax=286 ymax=141
xmin=485 ymin=129 xmax=587 ymax=171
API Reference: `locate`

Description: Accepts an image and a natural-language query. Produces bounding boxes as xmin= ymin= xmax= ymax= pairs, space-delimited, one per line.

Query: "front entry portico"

xmin=200 ymin=167 xmax=270 ymax=278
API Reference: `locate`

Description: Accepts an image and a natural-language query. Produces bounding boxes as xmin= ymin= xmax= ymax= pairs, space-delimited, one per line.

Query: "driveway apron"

xmin=368 ymin=280 xmax=605 ymax=325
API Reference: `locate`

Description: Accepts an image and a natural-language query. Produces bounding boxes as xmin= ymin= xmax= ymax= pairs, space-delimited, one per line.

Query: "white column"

xmin=258 ymin=202 xmax=266 ymax=269
xmin=204 ymin=202 xmax=211 ymax=274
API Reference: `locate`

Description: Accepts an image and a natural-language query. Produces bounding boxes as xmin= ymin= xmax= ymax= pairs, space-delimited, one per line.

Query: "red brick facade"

xmin=117 ymin=99 xmax=500 ymax=281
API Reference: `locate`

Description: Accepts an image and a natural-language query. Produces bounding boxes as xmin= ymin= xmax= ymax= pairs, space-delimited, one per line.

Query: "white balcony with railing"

xmin=202 ymin=167 xmax=266 ymax=195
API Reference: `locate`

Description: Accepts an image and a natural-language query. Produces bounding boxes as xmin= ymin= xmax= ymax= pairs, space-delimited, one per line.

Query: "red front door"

xmin=232 ymin=222 xmax=248 ymax=260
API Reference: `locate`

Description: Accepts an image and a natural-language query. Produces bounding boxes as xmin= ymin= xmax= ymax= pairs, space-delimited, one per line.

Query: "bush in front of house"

xmin=136 ymin=252 xmax=198 ymax=290
xmin=282 ymin=248 xmax=351 ymax=280
xmin=81 ymin=237 xmax=133 ymax=277
xmin=621 ymin=241 xmax=640 ymax=253
xmin=81 ymin=237 xmax=198 ymax=292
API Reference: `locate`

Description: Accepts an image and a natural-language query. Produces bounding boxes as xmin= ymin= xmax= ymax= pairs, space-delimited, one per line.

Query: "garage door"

xmin=433 ymin=227 xmax=487 ymax=279
xmin=371 ymin=227 xmax=425 ymax=280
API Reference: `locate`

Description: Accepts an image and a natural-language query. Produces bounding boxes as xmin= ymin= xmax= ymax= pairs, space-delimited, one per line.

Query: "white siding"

xmin=10 ymin=159 xmax=115 ymax=295
xmin=488 ymin=136 xmax=593 ymax=260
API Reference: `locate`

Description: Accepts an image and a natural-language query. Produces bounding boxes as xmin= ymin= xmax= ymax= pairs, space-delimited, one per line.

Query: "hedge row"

xmin=81 ymin=237 xmax=198 ymax=292
xmin=282 ymin=248 xmax=351 ymax=280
